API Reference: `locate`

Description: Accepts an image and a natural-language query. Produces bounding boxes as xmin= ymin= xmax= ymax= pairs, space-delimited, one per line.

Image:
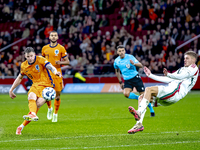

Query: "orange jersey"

xmin=42 ymin=43 xmax=67 ymax=73
xmin=20 ymin=56 xmax=54 ymax=87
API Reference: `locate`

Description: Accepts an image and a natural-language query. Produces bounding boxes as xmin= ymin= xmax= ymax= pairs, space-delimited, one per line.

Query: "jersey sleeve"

xmin=113 ymin=60 xmax=119 ymax=69
xmin=20 ymin=64 xmax=25 ymax=75
xmin=130 ymin=55 xmax=139 ymax=64
xmin=61 ymin=46 xmax=67 ymax=58
xmin=38 ymin=56 xmax=50 ymax=67
xmin=167 ymin=65 xmax=198 ymax=80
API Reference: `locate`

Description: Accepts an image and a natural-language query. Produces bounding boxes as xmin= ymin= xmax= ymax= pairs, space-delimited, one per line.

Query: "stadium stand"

xmin=0 ymin=0 xmax=200 ymax=77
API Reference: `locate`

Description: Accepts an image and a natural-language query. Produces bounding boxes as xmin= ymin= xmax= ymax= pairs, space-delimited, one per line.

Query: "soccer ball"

xmin=42 ymin=87 xmax=56 ymax=101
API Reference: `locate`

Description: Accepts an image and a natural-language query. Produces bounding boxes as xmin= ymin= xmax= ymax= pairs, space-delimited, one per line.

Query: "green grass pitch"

xmin=0 ymin=92 xmax=200 ymax=150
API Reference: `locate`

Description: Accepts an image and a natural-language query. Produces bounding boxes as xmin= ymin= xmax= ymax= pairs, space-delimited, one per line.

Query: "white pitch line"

xmin=35 ymin=141 xmax=200 ymax=150
xmin=0 ymin=130 xmax=199 ymax=143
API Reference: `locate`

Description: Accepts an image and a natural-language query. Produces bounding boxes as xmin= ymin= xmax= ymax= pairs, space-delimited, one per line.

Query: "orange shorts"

xmin=28 ymin=85 xmax=48 ymax=98
xmin=53 ymin=77 xmax=63 ymax=92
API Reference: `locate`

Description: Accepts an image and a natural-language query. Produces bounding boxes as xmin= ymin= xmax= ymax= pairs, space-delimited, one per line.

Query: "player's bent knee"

xmin=36 ymin=98 xmax=46 ymax=108
xmin=28 ymin=92 xmax=37 ymax=100
xmin=124 ymin=92 xmax=130 ymax=98
xmin=145 ymin=87 xmax=152 ymax=93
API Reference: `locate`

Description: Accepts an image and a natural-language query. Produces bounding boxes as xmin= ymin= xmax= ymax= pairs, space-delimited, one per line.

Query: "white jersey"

xmin=149 ymin=64 xmax=199 ymax=105
xmin=167 ymin=64 xmax=199 ymax=99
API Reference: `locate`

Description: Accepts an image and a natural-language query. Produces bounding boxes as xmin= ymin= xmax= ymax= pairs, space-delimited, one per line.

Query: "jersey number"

xmin=27 ymin=74 xmax=33 ymax=79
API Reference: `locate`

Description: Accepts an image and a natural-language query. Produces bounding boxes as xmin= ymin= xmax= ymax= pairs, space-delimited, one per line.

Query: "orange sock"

xmin=28 ymin=99 xmax=37 ymax=113
xmin=22 ymin=108 xmax=40 ymax=127
xmin=54 ymin=99 xmax=61 ymax=114
xmin=46 ymin=101 xmax=52 ymax=108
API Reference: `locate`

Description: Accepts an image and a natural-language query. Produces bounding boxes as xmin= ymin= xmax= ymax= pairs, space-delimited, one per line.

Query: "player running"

xmin=113 ymin=45 xmax=155 ymax=126
xmin=42 ymin=31 xmax=69 ymax=122
xmin=9 ymin=47 xmax=61 ymax=135
xmin=128 ymin=51 xmax=199 ymax=134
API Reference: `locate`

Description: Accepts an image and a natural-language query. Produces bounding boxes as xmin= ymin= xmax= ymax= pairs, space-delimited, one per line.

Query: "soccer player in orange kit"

xmin=9 ymin=47 xmax=62 ymax=135
xmin=42 ymin=31 xmax=70 ymax=122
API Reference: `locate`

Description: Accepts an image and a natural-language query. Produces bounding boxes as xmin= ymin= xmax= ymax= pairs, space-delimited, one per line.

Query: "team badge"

xmin=35 ymin=65 xmax=40 ymax=72
xmin=55 ymin=49 xmax=59 ymax=56
xmin=126 ymin=64 xmax=130 ymax=69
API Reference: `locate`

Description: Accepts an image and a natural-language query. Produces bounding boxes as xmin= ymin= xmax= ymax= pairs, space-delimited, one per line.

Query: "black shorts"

xmin=124 ymin=74 xmax=145 ymax=92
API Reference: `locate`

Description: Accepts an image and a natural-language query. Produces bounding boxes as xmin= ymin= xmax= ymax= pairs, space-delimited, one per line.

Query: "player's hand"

xmin=55 ymin=61 xmax=61 ymax=65
xmin=9 ymin=90 xmax=16 ymax=99
xmin=120 ymin=82 xmax=124 ymax=90
xmin=130 ymin=60 xmax=134 ymax=65
xmin=163 ymin=68 xmax=168 ymax=76
xmin=55 ymin=72 xmax=62 ymax=78
xmin=144 ymin=66 xmax=151 ymax=76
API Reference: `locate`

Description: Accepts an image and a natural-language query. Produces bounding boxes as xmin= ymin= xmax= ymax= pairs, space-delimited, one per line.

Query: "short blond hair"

xmin=185 ymin=51 xmax=198 ymax=60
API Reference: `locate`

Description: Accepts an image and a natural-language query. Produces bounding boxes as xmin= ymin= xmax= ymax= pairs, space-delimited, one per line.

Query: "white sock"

xmin=137 ymin=109 xmax=146 ymax=124
xmin=138 ymin=98 xmax=149 ymax=115
xmin=31 ymin=112 xmax=36 ymax=116
xmin=19 ymin=124 xmax=25 ymax=131
xmin=48 ymin=107 xmax=53 ymax=110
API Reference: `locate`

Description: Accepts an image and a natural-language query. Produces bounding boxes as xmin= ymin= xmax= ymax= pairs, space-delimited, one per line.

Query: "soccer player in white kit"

xmin=128 ymin=51 xmax=199 ymax=134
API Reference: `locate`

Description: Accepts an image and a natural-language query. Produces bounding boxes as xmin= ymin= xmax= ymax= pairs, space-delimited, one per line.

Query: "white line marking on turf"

xmin=0 ymin=130 xmax=199 ymax=143
xmin=36 ymin=141 xmax=200 ymax=150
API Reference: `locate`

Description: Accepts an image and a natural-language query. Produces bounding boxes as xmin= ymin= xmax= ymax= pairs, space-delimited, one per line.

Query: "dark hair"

xmin=24 ymin=47 xmax=35 ymax=54
xmin=185 ymin=50 xmax=198 ymax=60
xmin=116 ymin=45 xmax=125 ymax=50
xmin=49 ymin=30 xmax=58 ymax=35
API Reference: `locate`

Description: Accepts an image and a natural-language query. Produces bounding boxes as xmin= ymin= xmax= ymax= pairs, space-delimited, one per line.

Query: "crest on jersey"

xmin=35 ymin=65 xmax=40 ymax=71
xmin=126 ymin=64 xmax=130 ymax=69
xmin=55 ymin=49 xmax=59 ymax=56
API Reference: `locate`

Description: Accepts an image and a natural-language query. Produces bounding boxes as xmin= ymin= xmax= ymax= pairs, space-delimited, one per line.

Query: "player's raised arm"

xmin=9 ymin=74 xmax=24 ymax=99
xmin=130 ymin=60 xmax=143 ymax=68
xmin=45 ymin=62 xmax=62 ymax=78
xmin=144 ymin=66 xmax=174 ymax=83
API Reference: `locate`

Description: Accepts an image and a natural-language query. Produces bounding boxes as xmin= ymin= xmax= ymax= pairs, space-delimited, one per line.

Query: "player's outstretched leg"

xmin=128 ymin=122 xmax=144 ymax=134
xmin=23 ymin=112 xmax=39 ymax=121
xmin=128 ymin=106 xmax=141 ymax=121
xmin=139 ymin=93 xmax=155 ymax=117
xmin=16 ymin=108 xmax=39 ymax=135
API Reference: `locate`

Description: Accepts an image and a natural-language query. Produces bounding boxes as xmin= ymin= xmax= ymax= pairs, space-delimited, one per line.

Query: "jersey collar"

xmin=49 ymin=43 xmax=58 ymax=48
xmin=28 ymin=56 xmax=36 ymax=65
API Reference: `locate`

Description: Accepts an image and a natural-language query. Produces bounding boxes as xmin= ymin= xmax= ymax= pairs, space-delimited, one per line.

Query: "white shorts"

xmin=156 ymin=82 xmax=182 ymax=106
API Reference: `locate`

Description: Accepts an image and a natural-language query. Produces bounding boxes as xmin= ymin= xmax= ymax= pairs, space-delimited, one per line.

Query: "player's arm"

xmin=144 ymin=66 xmax=174 ymax=83
xmin=45 ymin=62 xmax=62 ymax=77
xmin=163 ymin=67 xmax=196 ymax=80
xmin=130 ymin=55 xmax=143 ymax=68
xmin=55 ymin=56 xmax=70 ymax=65
xmin=130 ymin=60 xmax=143 ymax=68
xmin=115 ymin=69 xmax=124 ymax=89
xmin=9 ymin=74 xmax=24 ymax=99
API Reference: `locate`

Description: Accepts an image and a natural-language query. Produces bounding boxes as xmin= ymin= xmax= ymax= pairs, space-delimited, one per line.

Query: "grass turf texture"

xmin=0 ymin=92 xmax=200 ymax=150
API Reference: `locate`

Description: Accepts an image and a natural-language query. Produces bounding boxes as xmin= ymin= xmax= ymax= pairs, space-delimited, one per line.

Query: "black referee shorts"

xmin=124 ymin=74 xmax=145 ymax=92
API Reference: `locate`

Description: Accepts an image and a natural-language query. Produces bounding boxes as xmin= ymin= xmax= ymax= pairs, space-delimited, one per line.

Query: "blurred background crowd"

xmin=0 ymin=0 xmax=200 ymax=78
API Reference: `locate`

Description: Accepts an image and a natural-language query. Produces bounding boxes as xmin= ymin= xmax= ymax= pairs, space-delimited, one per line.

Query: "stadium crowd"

xmin=0 ymin=0 xmax=200 ymax=77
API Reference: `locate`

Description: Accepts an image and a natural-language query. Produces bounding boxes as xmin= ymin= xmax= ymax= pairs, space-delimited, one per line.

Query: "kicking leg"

xmin=23 ymin=92 xmax=39 ymax=121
